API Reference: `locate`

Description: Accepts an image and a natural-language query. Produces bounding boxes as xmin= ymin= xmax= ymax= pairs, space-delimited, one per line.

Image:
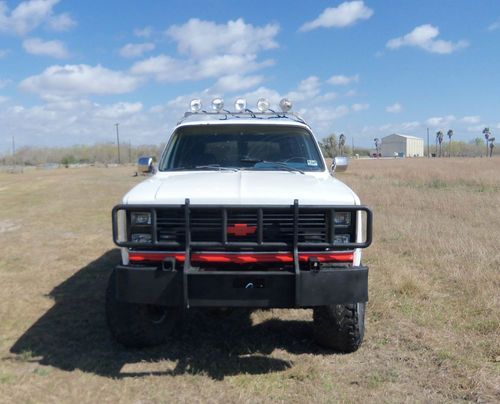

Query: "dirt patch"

xmin=0 ymin=220 xmax=20 ymax=234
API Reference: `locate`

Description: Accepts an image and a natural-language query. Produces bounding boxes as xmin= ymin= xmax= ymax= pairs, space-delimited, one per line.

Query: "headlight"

xmin=131 ymin=233 xmax=152 ymax=243
xmin=131 ymin=212 xmax=151 ymax=225
xmin=334 ymin=212 xmax=351 ymax=226
xmin=334 ymin=234 xmax=351 ymax=244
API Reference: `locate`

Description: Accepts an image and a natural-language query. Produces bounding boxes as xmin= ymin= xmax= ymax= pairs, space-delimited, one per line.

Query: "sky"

xmin=0 ymin=0 xmax=499 ymax=153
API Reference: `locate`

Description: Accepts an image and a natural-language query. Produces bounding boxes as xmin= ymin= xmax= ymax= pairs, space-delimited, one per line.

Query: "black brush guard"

xmin=112 ymin=200 xmax=372 ymax=308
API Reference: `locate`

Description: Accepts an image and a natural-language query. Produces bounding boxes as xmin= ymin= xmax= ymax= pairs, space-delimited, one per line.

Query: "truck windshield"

xmin=159 ymin=125 xmax=325 ymax=172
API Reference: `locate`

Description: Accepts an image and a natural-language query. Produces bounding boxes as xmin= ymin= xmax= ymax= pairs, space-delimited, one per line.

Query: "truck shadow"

xmin=9 ymin=249 xmax=331 ymax=380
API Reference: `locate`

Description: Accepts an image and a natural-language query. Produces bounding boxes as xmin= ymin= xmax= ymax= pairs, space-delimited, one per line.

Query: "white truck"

xmin=108 ymin=97 xmax=372 ymax=352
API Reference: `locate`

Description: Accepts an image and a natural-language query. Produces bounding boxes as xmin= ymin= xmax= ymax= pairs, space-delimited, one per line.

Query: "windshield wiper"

xmin=240 ymin=158 xmax=305 ymax=174
xmin=195 ymin=164 xmax=239 ymax=172
xmin=167 ymin=165 xmax=238 ymax=172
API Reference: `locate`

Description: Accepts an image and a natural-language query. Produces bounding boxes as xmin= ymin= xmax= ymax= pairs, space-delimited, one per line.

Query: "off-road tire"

xmin=313 ymin=303 xmax=365 ymax=352
xmin=106 ymin=270 xmax=180 ymax=348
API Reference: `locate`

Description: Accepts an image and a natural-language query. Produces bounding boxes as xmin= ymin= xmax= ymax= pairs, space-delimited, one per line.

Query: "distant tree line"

xmin=0 ymin=143 xmax=165 ymax=166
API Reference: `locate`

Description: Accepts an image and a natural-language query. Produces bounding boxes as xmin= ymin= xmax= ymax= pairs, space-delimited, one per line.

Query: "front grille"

xmin=157 ymin=208 xmax=331 ymax=245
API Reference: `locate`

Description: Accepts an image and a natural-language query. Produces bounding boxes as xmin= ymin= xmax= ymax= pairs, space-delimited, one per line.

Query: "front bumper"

xmin=114 ymin=264 xmax=368 ymax=308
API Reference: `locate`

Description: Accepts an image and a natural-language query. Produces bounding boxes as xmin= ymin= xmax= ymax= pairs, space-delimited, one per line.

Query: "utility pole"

xmin=427 ymin=128 xmax=430 ymax=158
xmin=115 ymin=123 xmax=121 ymax=164
xmin=11 ymin=135 xmax=15 ymax=166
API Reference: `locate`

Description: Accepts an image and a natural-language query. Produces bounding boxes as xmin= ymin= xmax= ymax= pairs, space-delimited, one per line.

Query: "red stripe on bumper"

xmin=128 ymin=252 xmax=354 ymax=264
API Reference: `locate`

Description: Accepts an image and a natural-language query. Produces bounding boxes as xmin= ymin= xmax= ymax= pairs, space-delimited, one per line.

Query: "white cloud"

xmin=119 ymin=42 xmax=155 ymax=58
xmin=134 ymin=26 xmax=153 ymax=38
xmin=327 ymin=74 xmax=359 ymax=85
xmin=351 ymin=103 xmax=369 ymax=112
xmin=0 ymin=95 xmax=8 ymax=103
xmin=461 ymin=115 xmax=480 ymax=124
xmin=94 ymin=102 xmax=143 ymax=119
xmin=386 ymin=102 xmax=402 ymax=113
xmin=212 ymin=74 xmax=264 ymax=93
xmin=166 ymin=18 xmax=279 ymax=59
xmin=23 ymin=37 xmax=69 ymax=58
xmin=199 ymin=54 xmax=273 ymax=78
xmin=375 ymin=121 xmax=422 ymax=134
xmin=131 ymin=19 xmax=278 ymax=85
xmin=0 ymin=0 xmax=75 ymax=36
xmin=20 ymin=64 xmax=141 ymax=98
xmin=488 ymin=20 xmax=500 ymax=32
xmin=130 ymin=54 xmax=191 ymax=81
xmin=0 ymin=78 xmax=9 ymax=88
xmin=0 ymin=98 xmax=167 ymax=150
xmin=47 ymin=12 xmax=75 ymax=31
xmin=386 ymin=24 xmax=468 ymax=54
xmin=426 ymin=115 xmax=456 ymax=127
xmin=286 ymin=76 xmax=321 ymax=102
xmin=0 ymin=72 xmax=374 ymax=151
xmin=131 ymin=53 xmax=273 ymax=83
xmin=299 ymin=105 xmax=350 ymax=134
xmin=300 ymin=1 xmax=373 ymax=32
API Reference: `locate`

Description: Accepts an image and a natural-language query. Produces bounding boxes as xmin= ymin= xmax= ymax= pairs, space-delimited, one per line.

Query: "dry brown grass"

xmin=0 ymin=159 xmax=499 ymax=403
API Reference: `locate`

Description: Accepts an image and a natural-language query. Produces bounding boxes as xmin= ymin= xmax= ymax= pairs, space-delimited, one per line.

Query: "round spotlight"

xmin=279 ymin=98 xmax=292 ymax=113
xmin=212 ymin=97 xmax=224 ymax=112
xmin=190 ymin=98 xmax=202 ymax=113
xmin=234 ymin=98 xmax=247 ymax=113
xmin=256 ymin=98 xmax=270 ymax=112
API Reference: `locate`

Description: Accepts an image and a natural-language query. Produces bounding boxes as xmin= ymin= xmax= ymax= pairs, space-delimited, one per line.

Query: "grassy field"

xmin=0 ymin=158 xmax=499 ymax=403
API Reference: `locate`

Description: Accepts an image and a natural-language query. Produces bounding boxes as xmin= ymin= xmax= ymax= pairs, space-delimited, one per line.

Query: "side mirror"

xmin=137 ymin=156 xmax=155 ymax=174
xmin=330 ymin=156 xmax=349 ymax=174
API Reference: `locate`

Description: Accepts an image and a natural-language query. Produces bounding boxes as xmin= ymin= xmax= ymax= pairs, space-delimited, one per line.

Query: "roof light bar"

xmin=234 ymin=98 xmax=247 ymax=113
xmin=190 ymin=98 xmax=202 ymax=113
xmin=211 ymin=97 xmax=224 ymax=112
xmin=279 ymin=98 xmax=292 ymax=113
xmin=186 ymin=98 xmax=298 ymax=116
xmin=256 ymin=98 xmax=270 ymax=112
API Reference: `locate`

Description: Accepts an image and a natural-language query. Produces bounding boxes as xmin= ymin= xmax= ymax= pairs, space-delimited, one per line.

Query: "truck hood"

xmin=123 ymin=171 xmax=358 ymax=205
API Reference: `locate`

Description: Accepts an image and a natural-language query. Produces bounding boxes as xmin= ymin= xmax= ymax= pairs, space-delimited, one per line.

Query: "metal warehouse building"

xmin=381 ymin=134 xmax=424 ymax=157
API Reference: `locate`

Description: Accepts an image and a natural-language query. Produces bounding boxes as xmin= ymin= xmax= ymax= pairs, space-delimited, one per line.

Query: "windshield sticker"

xmin=307 ymin=160 xmax=318 ymax=166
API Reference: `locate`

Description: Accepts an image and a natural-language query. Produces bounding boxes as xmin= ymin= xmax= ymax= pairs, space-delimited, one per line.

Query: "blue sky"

xmin=0 ymin=0 xmax=499 ymax=153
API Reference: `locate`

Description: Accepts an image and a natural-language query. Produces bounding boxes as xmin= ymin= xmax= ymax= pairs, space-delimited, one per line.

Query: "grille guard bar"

xmin=112 ymin=200 xmax=372 ymax=250
xmin=112 ymin=200 xmax=372 ymax=309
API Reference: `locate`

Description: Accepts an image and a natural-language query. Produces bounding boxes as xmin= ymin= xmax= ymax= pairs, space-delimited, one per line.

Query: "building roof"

xmin=382 ymin=133 xmax=423 ymax=141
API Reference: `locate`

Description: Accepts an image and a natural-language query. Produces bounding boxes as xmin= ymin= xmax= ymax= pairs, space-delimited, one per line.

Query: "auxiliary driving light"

xmin=279 ymin=98 xmax=292 ymax=112
xmin=256 ymin=98 xmax=270 ymax=112
xmin=211 ymin=97 xmax=224 ymax=112
xmin=131 ymin=212 xmax=151 ymax=225
xmin=334 ymin=211 xmax=351 ymax=226
xmin=190 ymin=98 xmax=202 ymax=113
xmin=131 ymin=233 xmax=152 ymax=243
xmin=334 ymin=234 xmax=351 ymax=244
xmin=234 ymin=98 xmax=247 ymax=112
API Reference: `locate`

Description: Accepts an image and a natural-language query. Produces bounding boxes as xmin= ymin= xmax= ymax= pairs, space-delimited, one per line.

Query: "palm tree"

xmin=374 ymin=138 xmax=380 ymax=158
xmin=483 ymin=127 xmax=491 ymax=156
xmin=436 ymin=131 xmax=444 ymax=157
xmin=447 ymin=129 xmax=454 ymax=157
xmin=489 ymin=138 xmax=495 ymax=157
xmin=338 ymin=134 xmax=346 ymax=156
